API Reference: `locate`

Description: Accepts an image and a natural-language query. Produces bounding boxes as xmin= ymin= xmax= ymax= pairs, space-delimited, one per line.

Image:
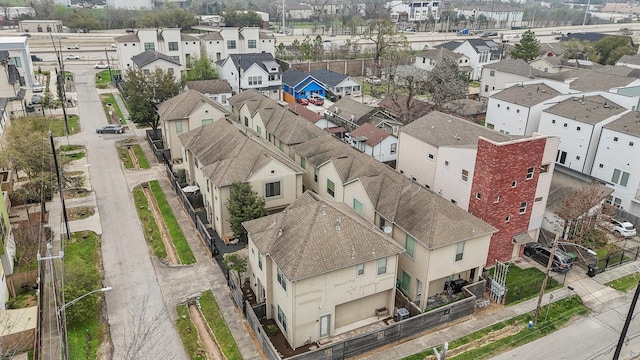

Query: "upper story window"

xmin=168 ymin=42 xmax=178 ymax=51
xmin=353 ymin=198 xmax=364 ymax=216
xmin=227 ymin=40 xmax=236 ymax=49
xmin=377 ymin=258 xmax=387 ymax=275
xmin=265 ymin=181 xmax=281 ymax=198
xmin=612 ymin=169 xmax=630 ymax=187
xmin=405 ymin=235 xmax=415 ymax=258
xmin=248 ymin=76 xmax=263 ymax=86
xmin=356 ymin=263 xmax=365 ymax=276
xmin=455 ymin=241 xmax=465 ymax=262
xmin=276 ymin=267 xmax=287 ymax=291
xmin=11 ymin=57 xmax=21 ymax=68
xmin=526 ymin=167 xmax=534 ymax=180
xmin=248 ymin=39 xmax=257 ymax=48
xmin=390 ymin=143 xmax=397 ymax=154
xmin=327 ymin=179 xmax=335 ymax=197
xmin=144 ymin=42 xmax=155 ymax=51
xmin=461 ymin=169 xmax=469 ymax=182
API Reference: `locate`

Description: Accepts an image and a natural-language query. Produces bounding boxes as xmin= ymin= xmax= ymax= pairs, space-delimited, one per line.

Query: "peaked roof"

xmin=416 ymin=47 xmax=465 ymax=60
xmin=465 ymin=38 xmax=501 ymax=54
xmin=114 ymin=33 xmax=140 ymax=42
xmin=282 ymin=68 xmax=311 ymax=87
xmin=603 ymin=110 xmax=640 ymax=137
xmin=185 ymin=79 xmax=232 ymax=94
xmin=309 ymin=69 xmax=348 ymax=87
xmin=617 ymin=54 xmax=640 ymax=66
xmin=400 ymin=111 xmax=513 ymax=147
xmin=291 ymin=135 xmax=497 ymax=249
xmin=244 ymin=191 xmax=404 ymax=281
xmin=377 ymin=94 xmax=432 ymax=124
xmin=328 ymin=97 xmax=375 ymax=122
xmin=131 ymin=50 xmax=181 ymax=67
xmin=157 ymin=89 xmax=229 ymax=121
xmin=436 ymin=41 xmax=462 ymax=51
xmin=544 ymin=95 xmax=626 ymax=125
xmin=483 ymin=58 xmax=535 ymax=77
xmin=349 ymin=123 xmax=392 ymax=146
xmin=178 ymin=119 xmax=304 ymax=186
xmin=222 ymin=53 xmax=279 ymax=72
xmin=569 ymin=71 xmax=637 ymax=92
xmin=288 ymin=102 xmax=323 ymax=123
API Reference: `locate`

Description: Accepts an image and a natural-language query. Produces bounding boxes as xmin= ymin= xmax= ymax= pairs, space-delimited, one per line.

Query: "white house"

xmin=451 ymin=39 xmax=502 ymax=81
xmin=408 ymin=0 xmax=440 ymax=21
xmin=590 ymin=111 xmax=640 ymax=215
xmin=217 ymin=53 xmax=282 ymax=100
xmin=106 ymin=0 xmax=152 ymax=9
xmin=309 ymin=69 xmax=361 ymax=98
xmin=414 ymin=47 xmax=471 ymax=72
xmin=346 ymin=123 xmax=398 ymax=163
xmin=480 ymin=59 xmax=536 ymax=98
xmin=0 ymin=37 xmax=35 ymax=89
xmin=185 ymin=80 xmax=233 ymax=107
xmin=454 ymin=6 xmax=524 ymax=24
xmin=130 ymin=50 xmax=182 ymax=82
xmin=115 ymin=29 xmax=199 ymax=72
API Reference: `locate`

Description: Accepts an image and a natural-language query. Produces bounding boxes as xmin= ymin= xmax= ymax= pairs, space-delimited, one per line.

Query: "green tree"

xmin=313 ymin=34 xmax=324 ymax=61
xmin=222 ymin=253 xmax=248 ymax=281
xmin=510 ymin=30 xmax=540 ymax=62
xmin=0 ymin=118 xmax=57 ymax=181
xmin=185 ymin=51 xmax=218 ymax=81
xmin=593 ymin=35 xmax=636 ymax=65
xmin=424 ymin=56 xmax=468 ymax=109
xmin=138 ymin=9 xmax=198 ymax=30
xmin=122 ymin=68 xmax=182 ymax=130
xmin=223 ymin=10 xmax=263 ymax=27
xmin=67 ymin=10 xmax=102 ymax=32
xmin=300 ymin=35 xmax=313 ymax=61
xmin=361 ymin=18 xmax=405 ymax=74
xmin=64 ymin=256 xmax=101 ymax=325
xmin=563 ymin=39 xmax=597 ymax=61
xmin=226 ymin=182 xmax=267 ymax=237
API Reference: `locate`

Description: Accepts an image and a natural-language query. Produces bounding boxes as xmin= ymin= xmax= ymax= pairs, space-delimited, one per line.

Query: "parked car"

xmin=94 ymin=62 xmax=109 ymax=69
xmin=32 ymin=81 xmax=43 ymax=93
xmin=607 ymin=218 xmax=636 ymax=238
xmin=365 ymin=76 xmax=382 ymax=85
xmin=65 ymin=54 xmax=80 ymax=60
xmin=295 ymin=97 xmax=309 ymax=106
xmin=125 ymin=28 xmax=135 ymax=33
xmin=308 ymin=94 xmax=324 ymax=106
xmin=21 ymin=33 xmax=31 ymax=38
xmin=31 ymin=54 xmax=43 ymax=62
xmin=523 ymin=242 xmax=574 ymax=273
xmin=31 ymin=94 xmax=42 ymax=104
xmin=96 ymin=125 xmax=125 ymax=134
xmin=67 ymin=44 xmax=79 ymax=50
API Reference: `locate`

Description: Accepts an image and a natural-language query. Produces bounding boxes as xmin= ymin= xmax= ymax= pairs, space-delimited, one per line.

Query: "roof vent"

xmin=277 ymin=229 xmax=283 ymax=237
xmin=335 ymin=217 xmax=341 ymax=231
xmin=603 ymin=102 xmax=610 ymax=108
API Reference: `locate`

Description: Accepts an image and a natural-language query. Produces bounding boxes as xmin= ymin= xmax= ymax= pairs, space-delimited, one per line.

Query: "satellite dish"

xmin=383 ymin=226 xmax=392 ymax=234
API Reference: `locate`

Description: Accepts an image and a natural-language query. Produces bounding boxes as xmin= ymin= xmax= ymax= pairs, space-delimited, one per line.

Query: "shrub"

xmin=266 ymin=324 xmax=279 ymax=336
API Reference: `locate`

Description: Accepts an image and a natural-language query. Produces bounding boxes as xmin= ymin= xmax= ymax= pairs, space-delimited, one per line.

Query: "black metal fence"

xmin=145 ymin=129 xmax=171 ymax=163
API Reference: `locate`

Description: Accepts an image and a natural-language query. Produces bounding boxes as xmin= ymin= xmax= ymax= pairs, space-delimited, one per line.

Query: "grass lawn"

xmin=403 ymin=295 xmax=588 ymax=360
xmin=65 ymin=231 xmax=105 ymax=360
xmin=59 ymin=145 xmax=84 ymax=152
xmin=491 ymin=265 xmax=561 ymax=305
xmin=199 ymin=290 xmax=242 ymax=360
xmin=95 ymin=70 xmax=120 ymax=85
xmin=118 ymin=146 xmax=134 ymax=169
xmin=29 ymin=115 xmax=80 ymax=137
xmin=595 ymin=245 xmax=631 ymax=270
xmin=606 ymin=272 xmax=640 ymax=292
xmin=149 ymin=180 xmax=196 ymax=264
xmin=62 ymin=151 xmax=86 ymax=161
xmin=100 ymin=94 xmax=126 ymax=124
xmin=133 ymin=185 xmax=168 ymax=259
xmin=176 ymin=304 xmax=207 ymax=359
xmin=133 ymin=144 xmax=151 ymax=169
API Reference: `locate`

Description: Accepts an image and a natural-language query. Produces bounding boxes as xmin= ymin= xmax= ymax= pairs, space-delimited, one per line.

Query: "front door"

xmin=319 ymin=314 xmax=330 ymax=338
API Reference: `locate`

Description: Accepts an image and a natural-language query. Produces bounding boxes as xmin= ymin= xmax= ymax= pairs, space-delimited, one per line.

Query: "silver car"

xmin=96 ymin=125 xmax=125 ymax=134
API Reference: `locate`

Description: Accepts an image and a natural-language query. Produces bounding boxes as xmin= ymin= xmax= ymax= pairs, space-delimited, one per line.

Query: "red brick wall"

xmin=468 ymin=137 xmax=547 ymax=265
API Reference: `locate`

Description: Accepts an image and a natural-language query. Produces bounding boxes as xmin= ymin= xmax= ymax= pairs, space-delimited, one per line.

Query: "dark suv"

xmin=523 ymin=242 xmax=574 ymax=273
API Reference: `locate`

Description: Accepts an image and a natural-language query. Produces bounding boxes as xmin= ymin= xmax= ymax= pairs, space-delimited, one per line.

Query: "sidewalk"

xmin=359 ymin=260 xmax=639 ymax=360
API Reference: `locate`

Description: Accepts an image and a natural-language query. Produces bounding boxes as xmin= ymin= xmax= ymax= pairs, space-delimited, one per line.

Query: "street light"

xmin=58 ymin=287 xmax=112 ymax=315
xmin=557 ymin=241 xmax=598 ymax=256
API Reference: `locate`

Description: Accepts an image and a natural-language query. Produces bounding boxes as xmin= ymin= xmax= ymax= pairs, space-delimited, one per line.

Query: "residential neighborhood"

xmin=3 ymin=3 xmax=640 ymax=360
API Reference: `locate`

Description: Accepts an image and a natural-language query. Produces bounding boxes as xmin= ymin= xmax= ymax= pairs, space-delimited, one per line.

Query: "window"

xmin=497 ymin=104 xmax=500 ymax=108
xmin=494 ymin=195 xmax=500 ymax=203
xmin=258 ymin=253 xmax=263 ymax=270
xmin=390 ymin=143 xmax=397 ymax=154
xmin=451 ymin=199 xmax=457 ymax=204
xmin=557 ymin=150 xmax=567 ymax=164
xmin=612 ymin=169 xmax=630 ymax=187
xmin=248 ymin=76 xmax=263 ymax=86
xmin=444 ymin=160 xmax=449 ymax=167
xmin=516 ymin=109 xmax=520 ymax=113
xmin=11 ymin=57 xmax=21 ymax=68
xmin=277 ymin=267 xmax=287 ymax=291
xmin=175 ymin=121 xmax=183 ymax=133
xmin=576 ymin=155 xmax=580 ymax=160
xmin=377 ymin=258 xmax=387 ymax=275
xmin=278 ymin=140 xmax=284 ymax=151
xmin=314 ymin=167 xmax=318 ymax=183
xmin=168 ymin=42 xmax=178 ymax=51
xmin=227 ymin=40 xmax=236 ymax=49
xmin=428 ymin=154 xmax=434 ymax=160
xmin=476 ymin=192 xmax=481 ymax=199
xmin=143 ymin=69 xmax=150 ymax=75
xmin=353 ymin=198 xmax=365 ymax=215
xmin=265 ymin=181 xmax=281 ymax=198
xmin=201 ymin=119 xmax=213 ymax=126
xmin=484 ymin=85 xmax=489 ymax=92
xmin=356 ymin=264 xmax=365 ymax=276
xmin=519 ymin=202 xmax=527 ymax=214
xmin=170 ymin=56 xmax=180 ymax=62
xmin=490 ymin=70 xmax=495 ymax=76
xmin=327 ymin=179 xmax=335 ymax=197
xmin=606 ymin=196 xmax=623 ymax=208
xmin=535 ymin=197 xmax=543 ymax=202
xmin=526 ymin=167 xmax=534 ymax=180
xmin=511 ymin=181 xmax=517 ymax=188
xmin=277 ymin=305 xmax=287 ymax=332
xmin=455 ymin=242 xmax=465 ymax=262
xmin=461 ymin=169 xmax=469 ymax=182
xmin=401 ymin=271 xmax=411 ymax=292
xmin=248 ymin=39 xmax=257 ymax=48
xmin=507 ymin=106 xmax=510 ymax=110
xmin=257 ymin=126 xmax=262 ymax=135
xmin=144 ymin=42 xmax=155 ymax=50
xmin=405 ymin=235 xmax=415 ymax=258
xmin=540 ymin=164 xmax=549 ymax=173
xmin=300 ymin=157 xmax=305 ymax=168
xmin=167 ymin=68 xmax=174 ymax=75
xmin=552 ymin=119 xmax=556 ymax=124
xmin=563 ymin=123 xmax=568 ymax=128
xmin=505 ymin=215 xmax=511 ymax=222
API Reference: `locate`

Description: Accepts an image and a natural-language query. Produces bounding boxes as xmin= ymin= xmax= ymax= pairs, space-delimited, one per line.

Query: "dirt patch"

xmin=64 ymin=188 xmax=90 ymax=199
xmin=66 ymin=206 xmax=95 ymax=220
xmin=422 ymin=322 xmax=521 ymax=360
xmin=188 ymin=303 xmax=225 ymax=360
xmin=141 ymin=186 xmax=180 ymax=265
xmin=261 ymin=318 xmax=317 ymax=357
xmin=127 ymin=146 xmax=140 ymax=170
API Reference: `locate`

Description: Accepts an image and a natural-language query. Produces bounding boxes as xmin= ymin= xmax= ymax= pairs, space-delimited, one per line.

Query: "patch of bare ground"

xmin=64 ymin=188 xmax=90 ymax=199
xmin=66 ymin=206 xmax=95 ymax=220
xmin=141 ymin=186 xmax=180 ymax=265
xmin=188 ymin=303 xmax=225 ymax=360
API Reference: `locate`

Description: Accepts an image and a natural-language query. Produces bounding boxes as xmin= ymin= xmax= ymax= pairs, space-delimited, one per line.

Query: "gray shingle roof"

xmin=291 ymin=134 xmax=497 ymax=249
xmin=178 ymin=119 xmax=304 ymax=186
xmin=328 ymin=97 xmax=375 ymax=123
xmin=157 ymin=89 xmax=229 ymax=121
xmin=603 ymin=110 xmax=640 ymax=137
xmin=416 ymin=47 xmax=463 ymax=60
xmin=400 ymin=111 xmax=512 ymax=147
xmin=491 ymin=83 xmax=561 ymax=108
xmin=200 ymin=31 xmax=223 ymax=40
xmin=282 ymin=69 xmax=309 ymax=87
xmin=244 ymin=191 xmax=405 ymax=281
xmin=131 ymin=50 xmax=181 ymax=67
xmin=594 ymin=65 xmax=635 ymax=77
xmin=483 ymin=58 xmax=534 ymax=77
xmin=569 ymin=70 xmax=636 ymax=91
xmin=181 ymin=33 xmax=199 ymax=41
xmin=114 ymin=33 xmax=140 ymax=42
xmin=466 ymin=38 xmax=501 ymax=54
xmin=436 ymin=41 xmax=461 ymax=51
xmin=309 ymin=69 xmax=348 ymax=87
xmin=226 ymin=53 xmax=279 ymax=72
xmin=547 ymin=165 xmax=612 ymax=214
xmin=185 ymin=80 xmax=232 ymax=95
xmin=617 ymin=54 xmax=640 ymax=66
xmin=544 ymin=95 xmax=626 ymax=125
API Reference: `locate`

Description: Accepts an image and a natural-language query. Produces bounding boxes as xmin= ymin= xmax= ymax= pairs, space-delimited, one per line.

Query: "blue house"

xmin=282 ymin=69 xmax=327 ymax=100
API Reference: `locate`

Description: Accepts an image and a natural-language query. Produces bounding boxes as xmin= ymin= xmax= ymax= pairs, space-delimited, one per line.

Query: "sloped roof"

xmin=181 ymin=33 xmax=199 ymax=41
xmin=466 ymin=38 xmax=501 ymax=54
xmin=200 ymin=31 xmax=224 ymax=40
xmin=547 ymin=165 xmax=612 ymax=214
xmin=225 ymin=53 xmax=279 ymax=72
xmin=436 ymin=41 xmax=462 ymax=51
xmin=282 ymin=68 xmax=310 ymax=87
xmin=594 ymin=65 xmax=635 ymax=77
xmin=157 ymin=89 xmax=229 ymax=121
xmin=288 ymin=102 xmax=323 ymax=123
xmin=244 ymin=191 xmax=405 ymax=281
xmin=131 ymin=50 xmax=181 ymax=67
xmin=416 ymin=47 xmax=464 ymax=60
xmin=491 ymin=83 xmax=561 ymax=108
xmin=349 ymin=123 xmax=391 ymax=146
xmin=178 ymin=119 xmax=304 ymax=186
xmin=291 ymin=135 xmax=497 ymax=249
xmin=309 ymin=69 xmax=348 ymax=87
xmin=400 ymin=111 xmax=512 ymax=147
xmin=228 ymin=88 xmax=264 ymax=108
xmin=603 ymin=110 xmax=640 ymax=137
xmin=328 ymin=97 xmax=375 ymax=122
xmin=259 ymin=32 xmax=275 ymax=39
xmin=569 ymin=71 xmax=636 ymax=91
xmin=483 ymin=58 xmax=535 ymax=77
xmin=544 ymin=95 xmax=626 ymax=125
xmin=185 ymin=79 xmax=232 ymax=94
xmin=114 ymin=33 xmax=140 ymax=42
xmin=617 ymin=54 xmax=640 ymax=66
xmin=443 ymin=98 xmax=486 ymax=116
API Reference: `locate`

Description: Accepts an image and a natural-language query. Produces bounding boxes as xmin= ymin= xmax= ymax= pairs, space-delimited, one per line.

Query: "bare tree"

xmin=360 ymin=18 xmax=405 ymax=75
xmin=554 ymin=183 xmax=613 ymax=241
xmin=424 ymin=56 xmax=468 ymax=109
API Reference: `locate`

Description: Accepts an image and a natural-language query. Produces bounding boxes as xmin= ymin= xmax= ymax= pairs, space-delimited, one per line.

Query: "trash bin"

xmin=395 ymin=308 xmax=410 ymax=322
xmin=587 ymin=264 xmax=599 ymax=277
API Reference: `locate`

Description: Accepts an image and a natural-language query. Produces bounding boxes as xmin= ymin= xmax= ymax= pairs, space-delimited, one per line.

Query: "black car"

xmin=523 ymin=242 xmax=574 ymax=273
xmin=31 ymin=54 xmax=43 ymax=62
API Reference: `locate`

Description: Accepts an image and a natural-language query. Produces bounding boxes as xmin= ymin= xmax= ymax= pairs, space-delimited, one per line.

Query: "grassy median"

xmin=199 ymin=290 xmax=242 ymax=360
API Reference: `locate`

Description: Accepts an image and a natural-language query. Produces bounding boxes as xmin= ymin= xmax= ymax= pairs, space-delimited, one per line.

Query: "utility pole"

xmin=613 ymin=277 xmax=640 ymax=359
xmin=50 ymin=34 xmax=70 ymax=137
xmin=582 ymin=0 xmax=590 ymax=26
xmin=104 ymin=47 xmax=113 ymax=83
xmin=533 ymin=233 xmax=559 ymax=325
